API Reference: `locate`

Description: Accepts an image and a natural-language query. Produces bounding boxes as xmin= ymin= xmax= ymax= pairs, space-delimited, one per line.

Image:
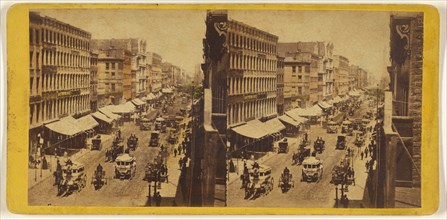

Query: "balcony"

xmin=30 ymin=95 xmax=42 ymax=103
xmin=42 ymin=91 xmax=57 ymax=100
xmin=42 ymin=65 xmax=58 ymax=74
xmin=43 ymin=42 xmax=57 ymax=51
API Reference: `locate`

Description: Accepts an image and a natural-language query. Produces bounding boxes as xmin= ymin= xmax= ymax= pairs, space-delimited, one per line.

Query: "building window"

xmin=105 ymin=72 xmax=109 ymax=75
xmin=305 ymin=66 xmax=310 ymax=73
xmin=112 ymin=63 xmax=116 ymax=70
xmin=298 ymin=87 xmax=302 ymax=95
xmin=112 ymin=72 xmax=115 ymax=77
xmin=111 ymin=83 xmax=115 ymax=91
xmin=292 ymin=66 xmax=296 ymax=73
xmin=30 ymin=52 xmax=33 ymax=67
xmin=298 ymin=75 xmax=302 ymax=80
xmin=298 ymin=66 xmax=302 ymax=73
xmin=106 ymin=63 xmax=109 ymax=70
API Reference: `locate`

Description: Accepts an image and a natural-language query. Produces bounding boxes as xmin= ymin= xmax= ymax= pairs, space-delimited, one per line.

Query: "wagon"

xmin=91 ymin=165 xmax=107 ymax=190
xmin=301 ymin=157 xmax=323 ymax=183
xmin=57 ymin=161 xmax=87 ymax=196
xmin=114 ymin=154 xmax=136 ymax=180
xmin=278 ymin=168 xmax=294 ymax=193
xmin=91 ymin=135 xmax=102 ymax=150
xmin=244 ymin=165 xmax=274 ymax=199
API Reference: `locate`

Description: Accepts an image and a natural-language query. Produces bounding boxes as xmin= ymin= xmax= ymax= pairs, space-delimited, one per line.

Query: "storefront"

xmin=44 ymin=116 xmax=88 ymax=156
xmin=230 ymin=120 xmax=276 ymax=154
xmin=278 ymin=115 xmax=301 ymax=137
xmin=91 ymin=112 xmax=114 ymax=134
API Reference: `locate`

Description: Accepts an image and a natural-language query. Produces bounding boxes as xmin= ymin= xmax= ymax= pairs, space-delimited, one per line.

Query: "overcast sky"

xmin=37 ymin=9 xmax=392 ymax=81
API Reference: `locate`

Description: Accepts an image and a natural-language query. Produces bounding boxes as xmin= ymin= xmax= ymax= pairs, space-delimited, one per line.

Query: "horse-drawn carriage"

xmin=353 ymin=131 xmax=365 ymax=147
xmin=149 ymin=131 xmax=160 ymax=147
xmin=114 ymin=154 xmax=136 ymax=180
xmin=301 ymin=157 xmax=323 ymax=183
xmin=326 ymin=121 xmax=339 ymax=133
xmin=341 ymin=120 xmax=353 ymax=136
xmin=144 ymin=158 xmax=168 ymax=183
xmin=56 ymin=160 xmax=87 ymax=196
xmin=127 ymin=135 xmax=139 ymax=151
xmin=278 ymin=167 xmax=294 ymax=193
xmin=313 ymin=137 xmax=325 ymax=154
xmin=278 ymin=138 xmax=289 ymax=154
xmin=336 ymin=135 xmax=347 ymax=150
xmin=91 ymin=135 xmax=102 ymax=150
xmin=292 ymin=145 xmax=311 ymax=165
xmin=243 ymin=164 xmax=274 ymax=199
xmin=91 ymin=164 xmax=107 ymax=190
xmin=331 ymin=157 xmax=355 ymax=185
xmin=106 ymin=140 xmax=124 ymax=162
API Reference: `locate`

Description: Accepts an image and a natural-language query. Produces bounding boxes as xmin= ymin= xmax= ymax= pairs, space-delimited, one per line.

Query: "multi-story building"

xmin=278 ymin=41 xmax=334 ymax=107
xmin=97 ymin=49 xmax=126 ymax=107
xmin=91 ymin=38 xmax=147 ymax=99
xmin=147 ymin=52 xmax=163 ymax=94
xmin=333 ymin=55 xmax=350 ymax=96
xmin=29 ymin=12 xmax=91 ymax=155
xmin=198 ymin=10 xmax=279 ymax=206
xmin=90 ymin=51 xmax=99 ymax=112
xmin=282 ymin=52 xmax=311 ymax=109
xmin=276 ymin=56 xmax=285 ymax=115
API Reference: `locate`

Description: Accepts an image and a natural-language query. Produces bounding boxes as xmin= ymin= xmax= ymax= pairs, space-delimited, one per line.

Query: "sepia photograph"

xmin=24 ymin=7 xmax=427 ymax=210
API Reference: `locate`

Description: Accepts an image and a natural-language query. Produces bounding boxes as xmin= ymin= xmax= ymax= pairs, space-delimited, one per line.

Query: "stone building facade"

xmin=387 ymin=12 xmax=423 ymax=187
xmin=97 ymin=49 xmax=127 ymax=107
xmin=90 ymin=51 xmax=98 ymax=112
xmin=29 ymin=12 xmax=91 ymax=155
xmin=333 ymin=55 xmax=350 ymax=96
xmin=91 ymin=38 xmax=147 ymax=100
xmin=278 ymin=41 xmax=334 ymax=108
xmin=276 ymin=56 xmax=285 ymax=115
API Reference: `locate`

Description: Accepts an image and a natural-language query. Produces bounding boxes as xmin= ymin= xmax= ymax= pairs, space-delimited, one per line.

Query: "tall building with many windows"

xmin=29 ymin=12 xmax=91 ymax=155
xmin=197 ymin=10 xmax=278 ymax=206
xmin=97 ymin=49 xmax=127 ymax=107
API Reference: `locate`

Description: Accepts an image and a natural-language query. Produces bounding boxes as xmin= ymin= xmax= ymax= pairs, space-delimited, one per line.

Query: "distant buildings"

xmin=96 ymin=48 xmax=127 ymax=107
xmin=333 ymin=55 xmax=350 ymax=97
xmin=278 ymin=41 xmax=335 ymax=109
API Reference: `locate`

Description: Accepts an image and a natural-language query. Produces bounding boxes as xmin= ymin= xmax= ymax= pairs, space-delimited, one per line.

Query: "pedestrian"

xmin=178 ymin=145 xmax=182 ymax=155
xmin=365 ymin=160 xmax=369 ymax=172
xmin=174 ymin=148 xmax=177 ymax=157
xmin=360 ymin=151 xmax=364 ymax=160
xmin=343 ymin=194 xmax=349 ymax=208
xmin=178 ymin=157 xmax=183 ymax=170
xmin=365 ymin=148 xmax=368 ymax=158
xmin=155 ymin=192 xmax=162 ymax=206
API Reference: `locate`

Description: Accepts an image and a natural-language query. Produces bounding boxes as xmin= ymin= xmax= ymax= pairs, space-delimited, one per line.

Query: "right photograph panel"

xmin=200 ymin=10 xmax=422 ymax=208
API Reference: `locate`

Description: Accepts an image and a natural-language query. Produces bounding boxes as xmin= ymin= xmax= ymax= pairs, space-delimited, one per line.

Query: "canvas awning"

xmin=98 ymin=107 xmax=120 ymax=120
xmin=146 ymin=93 xmax=156 ymax=100
xmin=162 ymin=88 xmax=174 ymax=94
xmin=265 ymin=118 xmax=286 ymax=132
xmin=278 ymin=115 xmax=301 ymax=127
xmin=92 ymin=112 xmax=114 ymax=124
xmin=232 ymin=120 xmax=274 ymax=139
xmin=105 ymin=103 xmax=135 ymax=114
xmin=333 ymin=96 xmax=343 ymax=103
xmin=131 ymin=98 xmax=146 ymax=106
xmin=45 ymin=116 xmax=83 ymax=136
xmin=285 ymin=109 xmax=309 ymax=123
xmin=318 ymin=101 xmax=332 ymax=109
xmin=77 ymin=115 xmax=99 ymax=130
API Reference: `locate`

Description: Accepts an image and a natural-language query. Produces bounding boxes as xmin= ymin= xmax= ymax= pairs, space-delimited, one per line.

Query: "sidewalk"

xmin=342 ymin=119 xmax=374 ymax=208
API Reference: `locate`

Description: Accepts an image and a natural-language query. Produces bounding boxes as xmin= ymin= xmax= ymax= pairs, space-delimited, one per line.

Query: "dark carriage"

xmin=127 ymin=135 xmax=139 ymax=151
xmin=91 ymin=135 xmax=102 ymax=150
xmin=106 ymin=140 xmax=124 ymax=162
xmin=278 ymin=168 xmax=294 ymax=193
xmin=91 ymin=165 xmax=107 ymax=190
xmin=57 ymin=161 xmax=87 ymax=196
xmin=313 ymin=138 xmax=326 ymax=154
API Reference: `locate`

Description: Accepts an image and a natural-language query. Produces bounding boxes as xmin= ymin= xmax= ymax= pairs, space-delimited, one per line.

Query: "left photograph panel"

xmin=27 ymin=9 xmax=226 ymax=207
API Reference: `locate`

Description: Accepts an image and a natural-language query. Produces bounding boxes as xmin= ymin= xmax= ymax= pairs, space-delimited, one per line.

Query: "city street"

xmin=28 ymin=95 xmax=190 ymax=207
xmin=227 ymin=100 xmax=373 ymax=208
